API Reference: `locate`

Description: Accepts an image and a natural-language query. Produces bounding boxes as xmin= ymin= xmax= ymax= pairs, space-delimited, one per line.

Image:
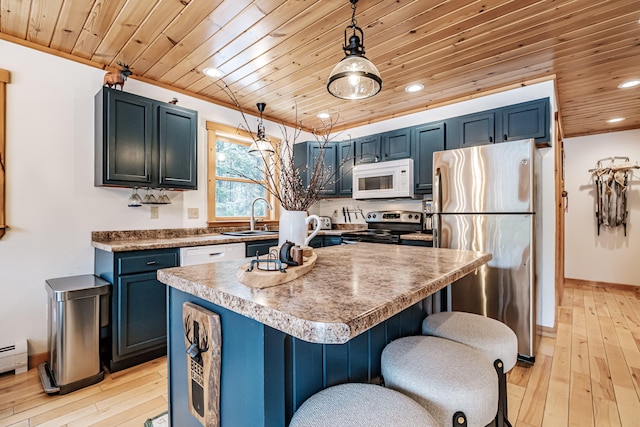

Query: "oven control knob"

xmin=372 ymin=214 xmax=377 ymax=219
xmin=367 ymin=214 xmax=372 ymax=219
xmin=408 ymin=214 xmax=413 ymax=219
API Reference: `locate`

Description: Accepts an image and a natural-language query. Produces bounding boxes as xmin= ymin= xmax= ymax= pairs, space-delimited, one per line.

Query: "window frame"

xmin=207 ymin=121 xmax=280 ymax=226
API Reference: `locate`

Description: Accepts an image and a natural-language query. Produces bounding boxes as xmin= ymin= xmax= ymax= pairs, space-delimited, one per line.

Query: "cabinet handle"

xmin=489 ymin=136 xmax=493 ymax=143
xmin=504 ymin=134 xmax=507 ymax=141
xmin=146 ymin=261 xmax=157 ymax=265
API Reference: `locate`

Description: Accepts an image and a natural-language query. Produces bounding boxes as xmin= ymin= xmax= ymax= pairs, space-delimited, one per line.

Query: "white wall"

xmin=564 ymin=130 xmax=640 ymax=286
xmin=0 ymin=39 xmax=558 ymax=356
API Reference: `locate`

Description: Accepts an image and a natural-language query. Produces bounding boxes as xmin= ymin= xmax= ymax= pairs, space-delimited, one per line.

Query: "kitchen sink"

xmin=221 ymin=230 xmax=279 ymax=236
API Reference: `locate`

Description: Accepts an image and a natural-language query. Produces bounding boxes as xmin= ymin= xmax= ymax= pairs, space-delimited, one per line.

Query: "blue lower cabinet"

xmin=167 ymin=288 xmax=429 ymax=426
xmin=95 ymin=248 xmax=178 ymax=372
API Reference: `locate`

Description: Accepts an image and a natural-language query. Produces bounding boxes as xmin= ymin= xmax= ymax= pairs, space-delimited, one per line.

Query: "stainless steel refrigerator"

xmin=433 ymin=138 xmax=540 ymax=362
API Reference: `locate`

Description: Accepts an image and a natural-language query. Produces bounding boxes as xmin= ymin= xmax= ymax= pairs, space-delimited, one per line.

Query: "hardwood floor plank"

xmin=515 ymin=353 xmax=553 ymax=426
xmin=542 ymin=323 xmax=571 ymax=427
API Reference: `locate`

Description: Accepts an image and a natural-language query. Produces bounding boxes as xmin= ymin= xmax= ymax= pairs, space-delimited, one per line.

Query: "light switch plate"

xmin=188 ymin=208 xmax=199 ymax=219
xmin=150 ymin=206 xmax=159 ymax=219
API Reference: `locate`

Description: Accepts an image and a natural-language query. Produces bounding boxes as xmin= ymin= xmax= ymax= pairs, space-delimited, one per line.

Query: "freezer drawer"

xmin=439 ymin=213 xmax=537 ymax=359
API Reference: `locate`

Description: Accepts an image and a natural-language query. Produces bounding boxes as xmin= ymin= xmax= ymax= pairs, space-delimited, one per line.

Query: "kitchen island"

xmin=158 ymin=243 xmax=490 ymax=427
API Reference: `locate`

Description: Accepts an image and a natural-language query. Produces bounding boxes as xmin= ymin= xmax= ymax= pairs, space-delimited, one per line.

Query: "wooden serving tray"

xmin=237 ymin=252 xmax=317 ymax=289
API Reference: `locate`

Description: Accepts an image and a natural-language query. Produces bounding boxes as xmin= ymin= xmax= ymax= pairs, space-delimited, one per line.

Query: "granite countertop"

xmin=157 ymin=243 xmax=491 ymax=344
xmin=91 ymin=228 xmax=359 ymax=252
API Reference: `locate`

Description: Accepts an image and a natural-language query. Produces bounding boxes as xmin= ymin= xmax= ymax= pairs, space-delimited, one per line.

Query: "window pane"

xmin=216 ymin=139 xmax=263 ymax=181
xmin=215 ymin=180 xmax=268 ymax=217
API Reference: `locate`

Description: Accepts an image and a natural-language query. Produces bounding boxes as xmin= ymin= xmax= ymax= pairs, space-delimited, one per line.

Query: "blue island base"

xmin=167 ymin=287 xmax=431 ymax=427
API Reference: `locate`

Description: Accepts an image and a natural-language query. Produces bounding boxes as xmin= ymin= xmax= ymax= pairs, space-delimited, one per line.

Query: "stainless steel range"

xmin=341 ymin=210 xmax=423 ymax=244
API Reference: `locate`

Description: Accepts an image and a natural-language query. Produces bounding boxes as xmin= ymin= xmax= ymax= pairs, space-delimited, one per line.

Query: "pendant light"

xmin=248 ymin=102 xmax=275 ymax=157
xmin=327 ymin=0 xmax=382 ymax=100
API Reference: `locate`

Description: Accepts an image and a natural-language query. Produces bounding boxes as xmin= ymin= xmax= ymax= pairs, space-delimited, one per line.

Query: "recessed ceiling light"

xmin=317 ymin=112 xmax=331 ymax=119
xmin=203 ymin=68 xmax=223 ymax=78
xmin=405 ymin=83 xmax=424 ymax=93
xmin=618 ymin=80 xmax=640 ymax=89
xmin=607 ymin=117 xmax=625 ymax=123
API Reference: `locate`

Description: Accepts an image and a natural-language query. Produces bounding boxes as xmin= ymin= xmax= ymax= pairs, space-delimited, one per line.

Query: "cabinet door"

xmin=381 ymin=128 xmax=411 ymax=161
xmin=337 ymin=141 xmax=354 ymax=197
xmin=353 ymin=135 xmax=381 ymax=164
xmin=308 ymin=142 xmax=337 ymax=196
xmin=500 ymin=99 xmax=548 ymax=143
xmin=102 ymin=89 xmax=154 ymax=185
xmin=458 ymin=111 xmax=495 ymax=147
xmin=158 ymin=105 xmax=198 ymax=189
xmin=116 ymin=272 xmax=167 ymax=357
xmin=245 ymin=239 xmax=279 ymax=258
xmin=412 ymin=122 xmax=445 ymax=194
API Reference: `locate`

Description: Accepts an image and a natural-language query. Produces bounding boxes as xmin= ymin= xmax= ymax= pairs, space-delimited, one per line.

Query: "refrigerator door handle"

xmin=433 ymin=168 xmax=441 ymax=248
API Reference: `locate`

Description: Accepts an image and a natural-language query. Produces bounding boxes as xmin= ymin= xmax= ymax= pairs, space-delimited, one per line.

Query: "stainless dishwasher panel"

xmin=180 ymin=243 xmax=245 ymax=266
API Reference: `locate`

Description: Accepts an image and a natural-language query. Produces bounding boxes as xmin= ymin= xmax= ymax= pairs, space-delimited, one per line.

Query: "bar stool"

xmin=422 ymin=311 xmax=518 ymax=427
xmin=289 ymin=383 xmax=439 ymax=427
xmin=381 ymin=336 xmax=498 ymax=427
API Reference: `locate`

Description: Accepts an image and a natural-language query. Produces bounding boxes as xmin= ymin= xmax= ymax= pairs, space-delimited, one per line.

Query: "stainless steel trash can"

xmin=38 ymin=274 xmax=110 ymax=395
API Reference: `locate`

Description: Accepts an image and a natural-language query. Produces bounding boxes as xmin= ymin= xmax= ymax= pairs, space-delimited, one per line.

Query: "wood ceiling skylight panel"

xmin=71 ymin=0 xmax=128 ymax=59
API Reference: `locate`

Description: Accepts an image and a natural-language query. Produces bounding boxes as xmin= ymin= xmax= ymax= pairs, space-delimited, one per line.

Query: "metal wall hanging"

xmin=589 ymin=157 xmax=639 ymax=236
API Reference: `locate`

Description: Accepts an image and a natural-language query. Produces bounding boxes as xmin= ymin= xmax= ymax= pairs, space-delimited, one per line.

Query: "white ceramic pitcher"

xmin=278 ymin=209 xmax=321 ymax=248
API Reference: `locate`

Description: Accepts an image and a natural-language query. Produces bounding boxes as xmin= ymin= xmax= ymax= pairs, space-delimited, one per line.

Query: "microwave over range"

xmin=352 ymin=158 xmax=414 ymax=199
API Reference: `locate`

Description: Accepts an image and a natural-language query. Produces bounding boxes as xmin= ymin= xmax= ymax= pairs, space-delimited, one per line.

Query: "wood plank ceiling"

xmin=0 ymin=0 xmax=639 ymax=138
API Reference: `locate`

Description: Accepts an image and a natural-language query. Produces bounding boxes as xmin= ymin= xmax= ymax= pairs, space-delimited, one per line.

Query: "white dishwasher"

xmin=179 ymin=243 xmax=245 ymax=266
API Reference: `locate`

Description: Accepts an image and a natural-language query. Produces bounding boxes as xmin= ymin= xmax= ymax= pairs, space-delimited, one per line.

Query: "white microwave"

xmin=352 ymin=158 xmax=414 ymax=199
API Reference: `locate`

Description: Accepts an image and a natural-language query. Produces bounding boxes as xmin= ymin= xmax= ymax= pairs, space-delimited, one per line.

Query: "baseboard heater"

xmin=0 ymin=340 xmax=28 ymax=374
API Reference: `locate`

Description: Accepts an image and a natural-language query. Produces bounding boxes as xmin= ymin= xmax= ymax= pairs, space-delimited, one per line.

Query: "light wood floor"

xmin=1 ymin=283 xmax=638 ymax=426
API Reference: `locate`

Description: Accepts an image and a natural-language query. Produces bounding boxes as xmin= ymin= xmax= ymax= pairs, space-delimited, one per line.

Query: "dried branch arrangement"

xmin=214 ymin=79 xmax=349 ymax=211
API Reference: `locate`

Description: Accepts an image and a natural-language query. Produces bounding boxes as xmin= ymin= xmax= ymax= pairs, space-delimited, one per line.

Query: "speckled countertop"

xmin=91 ymin=227 xmax=431 ymax=252
xmin=157 ymin=243 xmax=490 ymax=344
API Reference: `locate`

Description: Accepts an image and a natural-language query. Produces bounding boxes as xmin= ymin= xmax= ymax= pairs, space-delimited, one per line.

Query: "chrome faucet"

xmin=250 ymin=197 xmax=273 ymax=231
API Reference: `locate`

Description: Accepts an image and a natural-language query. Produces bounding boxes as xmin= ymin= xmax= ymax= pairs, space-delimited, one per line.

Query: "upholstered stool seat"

xmin=289 ymin=383 xmax=439 ymax=427
xmin=422 ymin=311 xmax=518 ymax=426
xmin=382 ymin=336 xmax=498 ymax=427
xmin=421 ymin=311 xmax=518 ymax=372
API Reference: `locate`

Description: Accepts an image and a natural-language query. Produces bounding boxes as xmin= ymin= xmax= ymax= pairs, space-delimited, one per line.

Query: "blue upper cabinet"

xmin=95 ymin=87 xmax=198 ymax=190
xmin=353 ymin=134 xmax=381 ymax=164
xmin=308 ymin=142 xmax=337 ymax=196
xmin=381 ymin=128 xmax=412 ymax=161
xmin=411 ymin=122 xmax=445 ymax=195
xmin=158 ymin=105 xmax=198 ymax=189
xmin=457 ymin=110 xmax=496 ymax=148
xmin=294 ymin=141 xmax=339 ymax=197
xmin=448 ymin=98 xmax=550 ymax=150
xmin=500 ymin=98 xmax=549 ymax=144
xmin=337 ymin=141 xmax=354 ymax=197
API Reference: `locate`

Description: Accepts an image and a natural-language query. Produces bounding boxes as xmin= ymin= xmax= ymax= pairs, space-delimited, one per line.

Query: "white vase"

xmin=278 ymin=209 xmax=321 ymax=248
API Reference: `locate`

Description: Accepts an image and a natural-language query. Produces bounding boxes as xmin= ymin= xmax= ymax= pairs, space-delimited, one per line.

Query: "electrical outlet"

xmin=188 ymin=208 xmax=199 ymax=219
xmin=150 ymin=206 xmax=159 ymax=219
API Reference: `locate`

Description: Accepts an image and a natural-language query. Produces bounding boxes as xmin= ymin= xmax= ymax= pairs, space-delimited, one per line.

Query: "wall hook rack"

xmin=588 ymin=157 xmax=639 ymax=236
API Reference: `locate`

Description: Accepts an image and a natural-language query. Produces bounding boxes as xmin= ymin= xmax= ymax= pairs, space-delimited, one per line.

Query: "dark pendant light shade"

xmin=327 ymin=0 xmax=382 ymax=100
xmin=248 ymin=102 xmax=275 ymax=157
